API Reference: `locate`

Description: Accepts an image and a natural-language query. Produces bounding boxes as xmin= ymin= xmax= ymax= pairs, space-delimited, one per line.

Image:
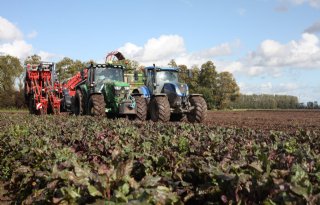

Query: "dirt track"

xmin=205 ymin=110 xmax=320 ymax=132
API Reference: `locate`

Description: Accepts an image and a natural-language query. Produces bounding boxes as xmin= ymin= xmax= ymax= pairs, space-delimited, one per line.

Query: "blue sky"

xmin=1 ymin=0 xmax=320 ymax=103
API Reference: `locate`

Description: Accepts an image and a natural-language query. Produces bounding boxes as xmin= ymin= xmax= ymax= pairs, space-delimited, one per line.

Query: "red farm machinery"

xmin=23 ymin=51 xmax=147 ymax=120
xmin=24 ymin=62 xmax=62 ymax=115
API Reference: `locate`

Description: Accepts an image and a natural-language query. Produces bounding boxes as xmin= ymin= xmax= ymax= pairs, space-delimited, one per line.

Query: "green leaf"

xmin=88 ymin=185 xmax=102 ymax=197
xmin=249 ymin=161 xmax=263 ymax=173
xmin=141 ymin=175 xmax=161 ymax=187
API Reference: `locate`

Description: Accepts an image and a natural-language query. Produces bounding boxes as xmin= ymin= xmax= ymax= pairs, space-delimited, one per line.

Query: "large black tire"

xmin=187 ymin=96 xmax=207 ymax=123
xmin=74 ymin=90 xmax=84 ymax=115
xmin=28 ymin=97 xmax=35 ymax=115
xmin=133 ymin=95 xmax=147 ymax=121
xmin=150 ymin=96 xmax=171 ymax=122
xmin=88 ymin=95 xmax=106 ymax=116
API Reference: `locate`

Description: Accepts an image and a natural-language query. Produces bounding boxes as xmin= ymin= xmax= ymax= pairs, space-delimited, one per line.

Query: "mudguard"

xmin=134 ymin=86 xmax=152 ymax=98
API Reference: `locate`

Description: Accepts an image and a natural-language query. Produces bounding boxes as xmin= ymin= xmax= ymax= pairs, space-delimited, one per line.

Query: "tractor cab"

xmin=87 ymin=63 xmax=126 ymax=93
xmin=144 ymin=66 xmax=189 ymax=102
xmin=144 ymin=66 xmax=179 ymax=94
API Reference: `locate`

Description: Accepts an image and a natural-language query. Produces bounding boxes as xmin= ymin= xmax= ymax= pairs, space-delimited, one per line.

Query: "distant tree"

xmin=24 ymin=54 xmax=41 ymax=65
xmin=0 ymin=55 xmax=23 ymax=107
xmin=314 ymin=101 xmax=318 ymax=109
xmin=215 ymin=72 xmax=240 ymax=109
xmin=168 ymin=59 xmax=178 ymax=67
xmin=56 ymin=57 xmax=86 ymax=81
xmin=198 ymin=61 xmax=218 ymax=89
xmin=188 ymin=65 xmax=200 ymax=93
xmin=197 ymin=61 xmax=218 ymax=109
xmin=124 ymin=59 xmax=140 ymax=73
xmin=177 ymin=64 xmax=188 ymax=83
xmin=307 ymin=101 xmax=314 ymax=109
xmin=86 ymin=59 xmax=96 ymax=65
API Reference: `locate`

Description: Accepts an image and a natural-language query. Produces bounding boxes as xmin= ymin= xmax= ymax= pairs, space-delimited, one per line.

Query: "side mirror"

xmin=134 ymin=71 xmax=139 ymax=81
xmin=188 ymin=69 xmax=193 ymax=78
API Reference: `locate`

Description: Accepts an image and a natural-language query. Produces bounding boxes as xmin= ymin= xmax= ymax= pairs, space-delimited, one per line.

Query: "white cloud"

xmin=223 ymin=33 xmax=320 ymax=77
xmin=27 ymin=30 xmax=38 ymax=39
xmin=239 ymin=81 xmax=317 ymax=102
xmin=288 ymin=0 xmax=320 ymax=7
xmin=0 ymin=16 xmax=56 ymax=61
xmin=279 ymin=0 xmax=320 ymax=7
xmin=305 ymin=20 xmax=320 ymax=33
xmin=243 ymin=82 xmax=300 ymax=94
xmin=0 ymin=16 xmax=23 ymax=42
xmin=0 ymin=40 xmax=33 ymax=59
xmin=276 ymin=0 xmax=320 ymax=11
xmin=38 ymin=51 xmax=59 ymax=61
xmin=119 ymin=34 xmax=236 ymax=67
xmin=237 ymin=8 xmax=247 ymax=16
xmin=120 ymin=35 xmax=186 ymax=63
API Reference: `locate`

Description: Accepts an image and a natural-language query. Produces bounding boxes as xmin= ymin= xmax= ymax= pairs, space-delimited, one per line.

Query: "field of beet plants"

xmin=0 ymin=112 xmax=320 ymax=204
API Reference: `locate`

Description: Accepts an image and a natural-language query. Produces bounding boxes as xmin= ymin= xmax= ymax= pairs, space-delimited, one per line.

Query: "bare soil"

xmin=205 ymin=110 xmax=320 ymax=132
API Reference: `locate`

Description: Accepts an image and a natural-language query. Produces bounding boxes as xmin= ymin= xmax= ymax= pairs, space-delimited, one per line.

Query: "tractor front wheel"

xmin=28 ymin=97 xmax=35 ymax=114
xmin=133 ymin=95 xmax=147 ymax=121
xmin=150 ymin=96 xmax=170 ymax=122
xmin=187 ymin=96 xmax=207 ymax=123
xmin=88 ymin=95 xmax=106 ymax=116
xmin=74 ymin=90 xmax=84 ymax=115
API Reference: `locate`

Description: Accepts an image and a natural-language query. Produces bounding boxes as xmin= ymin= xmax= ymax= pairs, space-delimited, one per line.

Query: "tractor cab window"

xmin=95 ymin=67 xmax=123 ymax=90
xmin=156 ymin=71 xmax=178 ymax=84
xmin=155 ymin=71 xmax=178 ymax=93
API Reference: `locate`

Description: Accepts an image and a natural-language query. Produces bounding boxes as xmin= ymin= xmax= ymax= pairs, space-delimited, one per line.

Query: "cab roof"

xmin=88 ymin=63 xmax=125 ymax=69
xmin=145 ymin=66 xmax=179 ymax=72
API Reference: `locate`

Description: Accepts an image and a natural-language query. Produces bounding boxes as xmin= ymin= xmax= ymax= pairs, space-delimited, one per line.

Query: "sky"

xmin=0 ymin=0 xmax=320 ymax=103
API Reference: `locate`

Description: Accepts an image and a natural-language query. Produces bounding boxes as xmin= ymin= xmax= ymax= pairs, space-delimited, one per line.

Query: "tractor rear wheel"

xmin=74 ymin=90 xmax=84 ymax=115
xmin=187 ymin=96 xmax=207 ymax=123
xmin=88 ymin=95 xmax=106 ymax=116
xmin=28 ymin=97 xmax=35 ymax=114
xmin=150 ymin=96 xmax=170 ymax=122
xmin=133 ymin=95 xmax=147 ymax=121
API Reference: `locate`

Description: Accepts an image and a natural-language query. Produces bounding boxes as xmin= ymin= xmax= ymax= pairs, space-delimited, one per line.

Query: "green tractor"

xmin=73 ymin=63 xmax=147 ymax=120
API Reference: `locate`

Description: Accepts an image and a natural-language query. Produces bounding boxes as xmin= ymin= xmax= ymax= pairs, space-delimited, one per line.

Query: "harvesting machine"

xmin=133 ymin=65 xmax=207 ymax=122
xmin=24 ymin=62 xmax=62 ymax=115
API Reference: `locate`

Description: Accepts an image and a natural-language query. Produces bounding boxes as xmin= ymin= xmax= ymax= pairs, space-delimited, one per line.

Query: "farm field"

xmin=206 ymin=110 xmax=320 ymax=132
xmin=0 ymin=110 xmax=320 ymax=204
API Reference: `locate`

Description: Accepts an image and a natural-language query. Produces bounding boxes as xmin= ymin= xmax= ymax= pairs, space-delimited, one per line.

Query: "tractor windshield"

xmin=95 ymin=67 xmax=123 ymax=89
xmin=156 ymin=71 xmax=178 ymax=84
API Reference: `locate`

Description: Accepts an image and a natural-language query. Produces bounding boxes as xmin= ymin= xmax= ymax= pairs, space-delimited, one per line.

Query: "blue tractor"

xmin=133 ymin=65 xmax=207 ymax=122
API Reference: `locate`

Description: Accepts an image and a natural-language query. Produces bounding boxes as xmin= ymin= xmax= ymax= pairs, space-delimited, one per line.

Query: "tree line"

xmin=230 ymin=94 xmax=300 ymax=109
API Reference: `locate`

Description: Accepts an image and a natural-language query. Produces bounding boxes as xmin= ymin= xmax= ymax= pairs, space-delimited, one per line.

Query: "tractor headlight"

xmin=185 ymin=84 xmax=189 ymax=96
xmin=114 ymin=86 xmax=121 ymax=91
xmin=124 ymin=86 xmax=130 ymax=90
